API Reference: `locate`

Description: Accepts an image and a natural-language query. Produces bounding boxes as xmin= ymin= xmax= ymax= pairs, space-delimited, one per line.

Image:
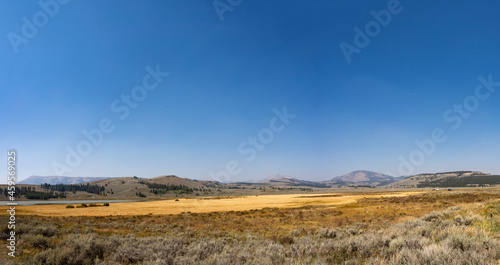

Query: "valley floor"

xmin=0 ymin=189 xmax=499 ymax=264
xmin=0 ymin=190 xmax=421 ymax=217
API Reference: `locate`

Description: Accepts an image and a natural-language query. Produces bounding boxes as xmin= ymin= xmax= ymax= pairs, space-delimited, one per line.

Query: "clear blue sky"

xmin=2 ymin=0 xmax=499 ymax=183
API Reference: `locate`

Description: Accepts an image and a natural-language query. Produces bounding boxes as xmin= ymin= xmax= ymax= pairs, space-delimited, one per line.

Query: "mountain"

xmin=147 ymin=175 xmax=206 ymax=189
xmin=89 ymin=177 xmax=151 ymax=198
xmin=88 ymin=175 xmax=221 ymax=198
xmin=259 ymin=171 xmax=398 ymax=188
xmin=387 ymin=171 xmax=500 ymax=188
xmin=258 ymin=174 xmax=292 ymax=183
xmin=324 ymin=170 xmax=398 ymax=187
xmin=19 ymin=176 xmax=111 ymax=185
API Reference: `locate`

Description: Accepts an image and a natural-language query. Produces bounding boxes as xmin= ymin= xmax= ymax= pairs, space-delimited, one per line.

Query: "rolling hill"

xmin=323 ymin=170 xmax=398 ymax=187
xmin=90 ymin=177 xmax=151 ymax=198
xmin=386 ymin=171 xmax=500 ymax=188
xmin=261 ymin=177 xmax=328 ymax=188
xmin=10 ymin=170 xmax=499 ymax=200
xmin=147 ymin=175 xmax=205 ymax=189
xmin=89 ymin=175 xmax=221 ymax=198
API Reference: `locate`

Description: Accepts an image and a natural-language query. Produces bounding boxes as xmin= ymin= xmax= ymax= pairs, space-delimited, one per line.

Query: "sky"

xmin=1 ymin=0 xmax=500 ymax=184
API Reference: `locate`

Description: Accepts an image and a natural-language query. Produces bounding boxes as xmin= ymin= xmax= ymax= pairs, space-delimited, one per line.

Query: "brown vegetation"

xmin=0 ymin=191 xmax=420 ymax=217
xmin=0 ymin=191 xmax=498 ymax=264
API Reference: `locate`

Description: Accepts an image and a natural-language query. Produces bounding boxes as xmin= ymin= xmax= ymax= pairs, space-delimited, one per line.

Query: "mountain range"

xmin=16 ymin=170 xmax=499 ymax=194
xmin=18 ymin=176 xmax=112 ymax=185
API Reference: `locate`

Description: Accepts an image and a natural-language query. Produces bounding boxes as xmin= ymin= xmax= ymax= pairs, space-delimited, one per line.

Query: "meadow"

xmin=0 ymin=191 xmax=420 ymax=216
xmin=0 ymin=189 xmax=499 ymax=264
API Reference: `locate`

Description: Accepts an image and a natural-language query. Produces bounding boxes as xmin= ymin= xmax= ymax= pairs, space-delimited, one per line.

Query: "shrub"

xmin=422 ymin=211 xmax=443 ymax=222
xmin=463 ymin=214 xmax=480 ymax=226
xmin=103 ymin=203 xmax=110 ymax=206
xmin=32 ymin=233 xmax=108 ymax=265
xmin=81 ymin=203 xmax=88 ymax=207
xmin=16 ymin=196 xmax=500 ymax=264
xmin=33 ymin=226 xmax=57 ymax=237
xmin=65 ymin=205 xmax=74 ymax=208
xmin=316 ymin=228 xmax=338 ymax=239
xmin=25 ymin=234 xmax=49 ymax=249
xmin=278 ymin=235 xmax=294 ymax=245
xmin=0 ymin=225 xmax=10 ymax=240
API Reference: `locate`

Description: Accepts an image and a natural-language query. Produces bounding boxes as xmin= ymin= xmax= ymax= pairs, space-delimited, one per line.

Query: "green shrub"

xmin=103 ymin=203 xmax=110 ymax=206
xmin=66 ymin=205 xmax=74 ymax=208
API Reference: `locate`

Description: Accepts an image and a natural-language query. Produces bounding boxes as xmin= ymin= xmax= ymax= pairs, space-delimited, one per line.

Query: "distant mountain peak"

xmin=325 ymin=170 xmax=396 ymax=187
xmin=258 ymin=174 xmax=292 ymax=183
xmin=332 ymin=170 xmax=394 ymax=181
xmin=19 ymin=176 xmax=111 ymax=185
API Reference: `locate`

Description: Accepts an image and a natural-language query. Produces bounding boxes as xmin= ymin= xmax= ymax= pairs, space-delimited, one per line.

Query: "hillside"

xmin=323 ymin=170 xmax=398 ymax=187
xmin=90 ymin=177 xmax=151 ymax=198
xmin=387 ymin=171 xmax=500 ymax=188
xmin=148 ymin=175 xmax=205 ymax=189
xmin=89 ymin=175 xmax=222 ymax=198
xmin=11 ymin=171 xmax=499 ymax=200
xmin=1 ymin=175 xmax=220 ymax=201
xmin=262 ymin=177 xmax=328 ymax=188
xmin=19 ymin=176 xmax=111 ymax=185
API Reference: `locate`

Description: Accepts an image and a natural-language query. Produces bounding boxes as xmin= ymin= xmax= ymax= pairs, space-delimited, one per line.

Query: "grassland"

xmin=0 ymin=191 xmax=420 ymax=217
xmin=0 ymin=189 xmax=499 ymax=264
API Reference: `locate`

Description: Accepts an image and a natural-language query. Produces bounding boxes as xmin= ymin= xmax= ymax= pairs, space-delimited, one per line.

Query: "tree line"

xmin=2 ymin=186 xmax=66 ymax=200
xmin=417 ymin=175 xmax=500 ymax=188
xmin=139 ymin=181 xmax=198 ymax=195
xmin=40 ymin=183 xmax=105 ymax=195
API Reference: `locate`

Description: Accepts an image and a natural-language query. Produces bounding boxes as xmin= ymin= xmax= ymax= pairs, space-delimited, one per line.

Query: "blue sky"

xmin=1 ymin=0 xmax=499 ymax=183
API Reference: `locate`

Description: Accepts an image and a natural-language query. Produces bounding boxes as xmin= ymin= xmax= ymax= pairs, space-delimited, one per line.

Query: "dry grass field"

xmin=0 ymin=191 xmax=421 ymax=217
xmin=1 ymin=189 xmax=499 ymax=264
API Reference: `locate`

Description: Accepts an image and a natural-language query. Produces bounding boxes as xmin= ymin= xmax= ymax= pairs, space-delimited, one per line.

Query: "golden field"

xmin=0 ymin=191 xmax=421 ymax=217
